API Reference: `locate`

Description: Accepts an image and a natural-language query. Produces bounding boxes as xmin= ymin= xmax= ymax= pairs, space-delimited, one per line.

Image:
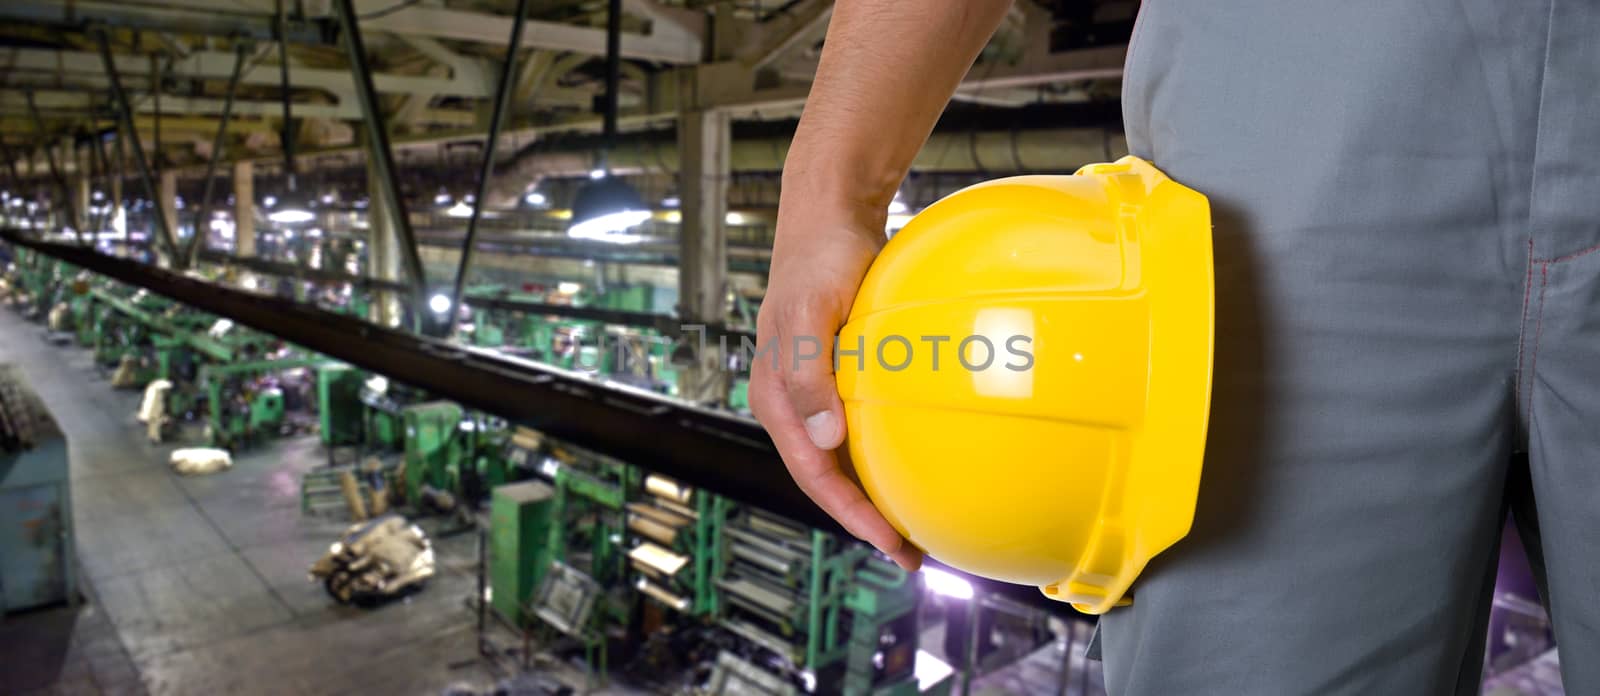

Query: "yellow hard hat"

xmin=837 ymin=156 xmax=1213 ymax=614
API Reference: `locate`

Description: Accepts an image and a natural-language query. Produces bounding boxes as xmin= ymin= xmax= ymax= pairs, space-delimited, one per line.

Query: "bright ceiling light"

xmin=921 ymin=567 xmax=974 ymax=600
xmin=434 ymin=191 xmax=453 ymax=207
xmin=445 ymin=200 xmax=476 ymax=219
xmin=588 ymin=168 xmax=606 ymax=180
xmin=428 ymin=293 xmax=452 ymax=315
xmin=570 ymin=211 xmax=651 ymax=241
xmin=569 ymin=175 xmax=650 ymax=242
xmin=557 ymin=282 xmax=581 ymax=295
xmin=263 ymin=195 xmax=279 ymax=208
xmin=725 ymin=211 xmax=746 ymax=226
xmin=267 ymin=191 xmax=315 ymax=224
xmin=268 ymin=207 xmax=316 ymax=224
xmin=524 ymin=191 xmax=547 ymax=207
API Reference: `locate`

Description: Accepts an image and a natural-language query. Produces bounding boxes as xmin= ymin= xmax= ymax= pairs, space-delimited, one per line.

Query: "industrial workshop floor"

xmin=0 ymin=307 xmax=1106 ymax=696
xmin=0 ymin=309 xmax=498 ymax=696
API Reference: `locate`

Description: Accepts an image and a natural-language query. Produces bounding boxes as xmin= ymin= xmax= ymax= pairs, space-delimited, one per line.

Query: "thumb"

xmin=781 ymin=326 xmax=847 ymax=451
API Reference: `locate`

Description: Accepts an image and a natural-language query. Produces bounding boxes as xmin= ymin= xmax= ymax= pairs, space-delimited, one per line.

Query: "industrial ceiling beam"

xmin=449 ymin=0 xmax=531 ymax=325
xmin=0 ymin=0 xmax=701 ymax=63
xmin=186 ymin=42 xmax=250 ymax=268
xmin=24 ymin=92 xmax=85 ymax=246
xmin=745 ymin=0 xmax=832 ymax=71
xmin=94 ymin=28 xmax=180 ymax=265
xmin=334 ymin=0 xmax=428 ymax=319
xmin=0 ymin=48 xmax=490 ymax=101
xmin=364 ymin=4 xmax=701 ymax=64
xmin=0 ymin=0 xmax=322 ymax=44
xmin=194 ymin=249 xmax=411 ymax=293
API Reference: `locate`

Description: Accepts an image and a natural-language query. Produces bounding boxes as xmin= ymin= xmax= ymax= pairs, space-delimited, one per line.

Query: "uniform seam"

xmin=1515 ymin=238 xmax=1534 ymax=422
xmin=1533 ymin=241 xmax=1600 ymax=265
xmin=1525 ymin=263 xmax=1550 ymax=422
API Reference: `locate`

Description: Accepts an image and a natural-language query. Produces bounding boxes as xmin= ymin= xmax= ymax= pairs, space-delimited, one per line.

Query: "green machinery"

xmin=462 ymin=283 xmax=761 ymax=408
xmin=490 ymin=480 xmax=556 ymax=622
xmin=709 ymin=509 xmax=923 ymax=694
xmin=400 ymin=401 xmax=513 ymax=505
xmin=316 ymin=364 xmax=366 ymax=447
xmin=484 ymin=442 xmax=934 ymax=693
xmin=7 ymin=248 xmax=71 ymax=321
xmin=200 ymin=357 xmax=326 ymax=450
xmin=488 ymin=448 xmax=634 ymax=687
xmin=358 ymin=376 xmax=408 ymax=452
xmin=463 ymin=284 xmax=682 ymax=396
xmin=401 ymin=401 xmax=463 ymax=500
xmin=89 ymin=288 xmax=169 ymax=379
xmin=68 ymin=283 xmax=99 ymax=347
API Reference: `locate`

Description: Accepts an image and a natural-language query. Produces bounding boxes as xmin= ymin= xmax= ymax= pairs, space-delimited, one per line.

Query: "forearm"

xmin=782 ymin=0 xmax=1012 ymax=219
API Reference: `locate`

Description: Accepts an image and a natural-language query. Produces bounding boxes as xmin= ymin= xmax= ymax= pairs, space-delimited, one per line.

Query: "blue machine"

xmin=0 ymin=365 xmax=76 ymax=613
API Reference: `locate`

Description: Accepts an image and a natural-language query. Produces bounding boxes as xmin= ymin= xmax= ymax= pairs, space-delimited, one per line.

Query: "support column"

xmin=159 ymin=170 xmax=179 ymax=265
xmin=71 ymin=166 xmax=90 ymax=236
xmin=677 ymin=105 xmax=732 ymax=406
xmin=367 ymin=152 xmax=403 ymax=328
xmin=110 ymin=140 xmax=125 ymax=253
xmin=233 ymin=161 xmax=256 ymax=258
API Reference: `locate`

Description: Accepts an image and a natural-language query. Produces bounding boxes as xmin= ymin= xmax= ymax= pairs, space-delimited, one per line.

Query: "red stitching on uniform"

xmin=1515 ymin=238 xmax=1534 ymax=418
xmin=1527 ymin=263 xmax=1550 ymax=422
xmin=1535 ymin=241 xmax=1600 ymax=265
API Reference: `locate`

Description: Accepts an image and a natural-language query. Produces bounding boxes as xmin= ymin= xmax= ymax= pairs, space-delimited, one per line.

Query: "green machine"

xmin=200 ymin=357 xmax=325 ymax=450
xmin=490 ymin=480 xmax=556 ymax=623
xmin=490 ymin=445 xmax=634 ymax=617
xmin=90 ymin=288 xmax=165 ymax=369
xmin=712 ymin=510 xmax=927 ymax=695
xmin=547 ymin=459 xmax=630 ymax=589
xmin=401 ymin=401 xmax=464 ymax=501
xmin=316 ymin=364 xmax=365 ymax=446
xmin=359 ymin=376 xmax=408 ymax=452
xmin=400 ymin=401 xmax=513 ymax=504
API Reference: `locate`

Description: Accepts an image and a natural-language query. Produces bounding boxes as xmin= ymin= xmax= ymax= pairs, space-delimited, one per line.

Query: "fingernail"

xmin=803 ymin=411 xmax=837 ymax=449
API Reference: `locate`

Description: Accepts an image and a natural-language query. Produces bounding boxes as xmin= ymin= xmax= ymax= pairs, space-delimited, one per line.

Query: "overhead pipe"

xmin=483 ymin=127 xmax=1128 ymax=208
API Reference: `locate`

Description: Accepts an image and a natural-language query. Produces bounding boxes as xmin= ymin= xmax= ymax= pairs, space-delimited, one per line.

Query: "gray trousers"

xmin=1097 ymin=2 xmax=1600 ymax=693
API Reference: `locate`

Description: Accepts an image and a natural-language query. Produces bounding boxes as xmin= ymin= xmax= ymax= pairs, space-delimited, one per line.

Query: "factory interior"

xmin=0 ymin=1 xmax=1561 ymax=695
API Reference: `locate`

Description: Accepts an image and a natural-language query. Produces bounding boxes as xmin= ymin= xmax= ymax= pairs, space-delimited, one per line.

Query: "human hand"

xmin=749 ymin=200 xmax=923 ymax=571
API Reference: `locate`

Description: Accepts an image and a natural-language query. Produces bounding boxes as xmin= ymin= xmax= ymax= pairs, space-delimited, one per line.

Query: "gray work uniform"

xmin=1096 ymin=1 xmax=1600 ymax=693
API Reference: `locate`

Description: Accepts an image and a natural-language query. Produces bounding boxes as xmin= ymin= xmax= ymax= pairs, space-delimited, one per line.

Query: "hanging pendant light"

xmin=567 ymin=0 xmax=647 ymax=243
xmin=568 ymin=176 xmax=649 ymax=239
xmin=269 ymin=1 xmax=314 ymax=227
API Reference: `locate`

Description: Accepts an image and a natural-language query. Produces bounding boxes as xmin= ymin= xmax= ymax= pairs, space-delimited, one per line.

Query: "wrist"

xmin=781 ymin=137 xmax=904 ymax=214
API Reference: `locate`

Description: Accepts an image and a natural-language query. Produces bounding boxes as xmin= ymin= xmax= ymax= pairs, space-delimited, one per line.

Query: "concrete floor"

xmin=0 ymin=309 xmax=496 ymax=696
